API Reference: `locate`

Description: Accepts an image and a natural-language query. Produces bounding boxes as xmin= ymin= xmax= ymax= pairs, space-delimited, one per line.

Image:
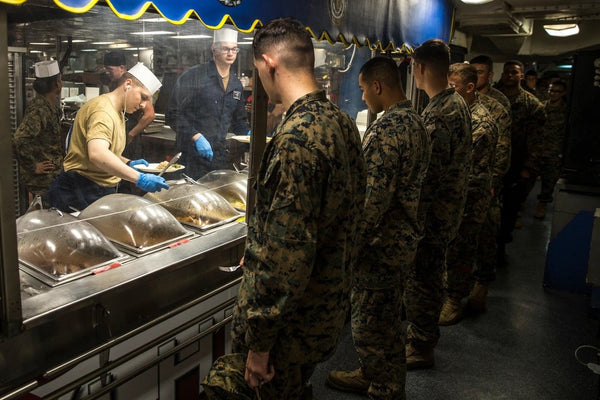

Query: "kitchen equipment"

xmin=144 ymin=183 xmax=241 ymax=230
xmin=158 ymin=152 xmax=182 ymax=177
xmin=78 ymin=193 xmax=193 ymax=254
xmin=197 ymin=169 xmax=248 ymax=211
xmin=16 ymin=208 xmax=125 ymax=285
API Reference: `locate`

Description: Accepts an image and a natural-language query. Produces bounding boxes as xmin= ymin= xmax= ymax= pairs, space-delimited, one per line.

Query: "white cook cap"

xmin=128 ymin=62 xmax=162 ymax=95
xmin=214 ymin=27 xmax=238 ymax=44
xmin=34 ymin=60 xmax=60 ymax=78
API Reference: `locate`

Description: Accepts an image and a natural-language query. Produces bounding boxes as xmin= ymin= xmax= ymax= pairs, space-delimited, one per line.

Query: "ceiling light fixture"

xmin=29 ymin=42 xmax=53 ymax=46
xmin=460 ymin=0 xmax=494 ymax=4
xmin=92 ymin=41 xmax=114 ymax=45
xmin=170 ymin=34 xmax=212 ymax=39
xmin=131 ymin=31 xmax=174 ymax=36
xmin=543 ymin=23 xmax=580 ymax=37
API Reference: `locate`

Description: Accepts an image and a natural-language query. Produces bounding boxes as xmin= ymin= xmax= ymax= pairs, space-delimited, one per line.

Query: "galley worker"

xmin=166 ymin=27 xmax=250 ymax=179
xmin=48 ymin=63 xmax=168 ymax=212
xmin=13 ymin=60 xmax=63 ymax=207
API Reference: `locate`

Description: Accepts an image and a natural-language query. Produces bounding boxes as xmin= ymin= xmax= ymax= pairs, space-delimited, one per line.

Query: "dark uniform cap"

xmin=104 ymin=51 xmax=126 ymax=67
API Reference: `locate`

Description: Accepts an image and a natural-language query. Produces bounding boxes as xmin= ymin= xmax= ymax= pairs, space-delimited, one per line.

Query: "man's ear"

xmin=467 ymin=82 xmax=476 ymax=94
xmin=374 ymin=80 xmax=383 ymax=95
xmin=262 ymin=53 xmax=276 ymax=70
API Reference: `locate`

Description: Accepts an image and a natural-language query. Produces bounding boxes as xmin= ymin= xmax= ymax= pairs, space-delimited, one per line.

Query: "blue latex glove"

xmin=136 ymin=173 xmax=169 ymax=192
xmin=194 ymin=135 xmax=213 ymax=161
xmin=129 ymin=159 xmax=149 ymax=169
xmin=246 ymin=130 xmax=251 ymax=136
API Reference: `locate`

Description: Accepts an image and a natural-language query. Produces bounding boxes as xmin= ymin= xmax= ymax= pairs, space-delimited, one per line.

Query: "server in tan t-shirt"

xmin=48 ymin=63 xmax=168 ymax=212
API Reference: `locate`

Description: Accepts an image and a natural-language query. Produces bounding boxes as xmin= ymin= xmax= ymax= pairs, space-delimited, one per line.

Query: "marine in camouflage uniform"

xmin=225 ymin=90 xmax=366 ymax=399
xmin=13 ymin=94 xmax=63 ymax=206
xmin=473 ymin=92 xmax=511 ymax=286
xmin=529 ymin=97 xmax=568 ymax=206
xmin=404 ymin=87 xmax=472 ymax=353
xmin=445 ymin=99 xmax=498 ymax=303
xmin=485 ymin=85 xmax=511 ymax=114
xmin=498 ymin=86 xmax=545 ymax=245
xmin=350 ymin=100 xmax=430 ymax=399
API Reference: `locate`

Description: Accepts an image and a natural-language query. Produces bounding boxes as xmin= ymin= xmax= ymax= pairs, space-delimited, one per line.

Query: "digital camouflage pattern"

xmin=503 ymin=87 xmax=546 ymax=175
xmin=229 ymin=90 xmax=366 ymax=399
xmin=535 ymin=99 xmax=568 ymax=202
xmin=446 ymin=101 xmax=498 ymax=299
xmin=355 ymin=100 xmax=431 ymax=289
xmin=352 ymin=100 xmax=430 ymax=399
xmin=13 ymin=94 xmax=63 ymax=201
xmin=405 ymin=87 xmax=472 ymax=348
xmin=486 ymin=86 xmax=511 ymax=114
xmin=478 ymin=92 xmax=511 ymax=191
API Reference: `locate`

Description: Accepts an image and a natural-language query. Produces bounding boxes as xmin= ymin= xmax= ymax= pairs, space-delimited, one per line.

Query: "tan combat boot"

xmin=438 ymin=297 xmax=464 ymax=326
xmin=466 ymin=281 xmax=489 ymax=312
xmin=326 ymin=368 xmax=369 ymax=394
xmin=534 ymin=202 xmax=547 ymax=219
xmin=406 ymin=342 xmax=434 ymax=370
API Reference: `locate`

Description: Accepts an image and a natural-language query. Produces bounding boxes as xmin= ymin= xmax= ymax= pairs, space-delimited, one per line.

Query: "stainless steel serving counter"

xmin=0 ymin=221 xmax=246 ymax=397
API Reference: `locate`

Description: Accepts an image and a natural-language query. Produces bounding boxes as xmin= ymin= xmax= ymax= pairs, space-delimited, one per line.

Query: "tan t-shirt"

xmin=63 ymin=95 xmax=126 ymax=187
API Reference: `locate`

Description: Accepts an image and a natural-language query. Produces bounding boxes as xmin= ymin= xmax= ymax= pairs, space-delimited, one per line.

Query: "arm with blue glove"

xmin=136 ymin=173 xmax=169 ymax=192
xmin=128 ymin=159 xmax=149 ymax=169
xmin=192 ymin=133 xmax=213 ymax=161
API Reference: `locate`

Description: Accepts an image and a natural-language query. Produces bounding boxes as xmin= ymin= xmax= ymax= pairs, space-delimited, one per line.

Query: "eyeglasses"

xmin=216 ymin=46 xmax=240 ymax=54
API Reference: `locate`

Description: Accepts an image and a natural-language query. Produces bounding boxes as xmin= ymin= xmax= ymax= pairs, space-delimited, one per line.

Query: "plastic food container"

xmin=197 ymin=169 xmax=248 ymax=211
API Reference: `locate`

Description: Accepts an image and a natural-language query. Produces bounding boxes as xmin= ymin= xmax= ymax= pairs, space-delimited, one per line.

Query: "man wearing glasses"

xmin=166 ymin=27 xmax=250 ymax=179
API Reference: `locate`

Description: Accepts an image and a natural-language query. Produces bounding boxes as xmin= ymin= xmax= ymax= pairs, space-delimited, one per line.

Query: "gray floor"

xmin=311 ymin=185 xmax=600 ymax=399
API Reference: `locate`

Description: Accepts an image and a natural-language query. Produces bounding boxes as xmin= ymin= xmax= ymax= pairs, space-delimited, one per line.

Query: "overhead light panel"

xmin=171 ymin=34 xmax=212 ymax=39
xmin=543 ymin=23 xmax=580 ymax=37
xmin=92 ymin=41 xmax=114 ymax=45
xmin=131 ymin=31 xmax=174 ymax=35
xmin=461 ymin=0 xmax=494 ymax=4
xmin=30 ymin=42 xmax=53 ymax=46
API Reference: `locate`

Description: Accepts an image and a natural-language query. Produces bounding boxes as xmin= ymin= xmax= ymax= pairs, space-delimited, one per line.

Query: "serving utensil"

xmin=218 ymin=264 xmax=242 ymax=272
xmin=158 ymin=152 xmax=182 ymax=177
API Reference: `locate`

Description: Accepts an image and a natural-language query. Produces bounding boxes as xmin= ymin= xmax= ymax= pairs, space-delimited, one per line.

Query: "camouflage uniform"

xmin=498 ymin=87 xmax=545 ymax=244
xmin=532 ymin=99 xmax=568 ymax=203
xmin=474 ymin=93 xmax=511 ymax=285
xmin=446 ymin=100 xmax=498 ymax=299
xmin=485 ymin=86 xmax=511 ymax=115
xmin=222 ymin=91 xmax=366 ymax=400
xmin=13 ymin=94 xmax=63 ymax=205
xmin=351 ymin=100 xmax=430 ymax=399
xmin=405 ymin=88 xmax=472 ymax=349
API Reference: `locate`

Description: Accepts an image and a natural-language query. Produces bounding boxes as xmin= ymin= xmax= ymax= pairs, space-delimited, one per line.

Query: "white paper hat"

xmin=128 ymin=62 xmax=162 ymax=95
xmin=34 ymin=60 xmax=60 ymax=78
xmin=214 ymin=27 xmax=238 ymax=44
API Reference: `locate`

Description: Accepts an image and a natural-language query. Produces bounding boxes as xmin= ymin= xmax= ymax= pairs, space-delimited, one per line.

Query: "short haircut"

xmin=550 ymin=80 xmax=567 ymax=91
xmin=33 ymin=75 xmax=61 ymax=95
xmin=114 ymin=72 xmax=145 ymax=90
xmin=448 ymin=63 xmax=477 ymax=86
xmin=469 ymin=55 xmax=493 ymax=71
xmin=104 ymin=51 xmax=126 ymax=67
xmin=359 ymin=56 xmax=402 ymax=90
xmin=253 ymin=17 xmax=314 ymax=71
xmin=504 ymin=59 xmax=524 ymax=71
xmin=525 ymin=69 xmax=538 ymax=77
xmin=412 ymin=39 xmax=450 ymax=75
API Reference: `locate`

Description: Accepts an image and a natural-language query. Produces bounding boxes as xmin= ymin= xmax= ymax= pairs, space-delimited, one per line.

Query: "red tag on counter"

xmin=92 ymin=262 xmax=122 ymax=274
xmin=168 ymin=238 xmax=190 ymax=248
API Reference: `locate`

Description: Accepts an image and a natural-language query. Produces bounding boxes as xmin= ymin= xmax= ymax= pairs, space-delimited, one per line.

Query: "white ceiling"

xmin=452 ymin=0 xmax=600 ymax=57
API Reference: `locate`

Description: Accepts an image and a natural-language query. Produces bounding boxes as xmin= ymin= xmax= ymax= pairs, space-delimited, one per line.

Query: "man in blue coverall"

xmin=166 ymin=27 xmax=250 ymax=179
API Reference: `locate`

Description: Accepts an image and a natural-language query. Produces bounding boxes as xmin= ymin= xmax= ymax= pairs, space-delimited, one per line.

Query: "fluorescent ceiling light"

xmin=62 ymin=39 xmax=87 ymax=43
xmin=29 ymin=50 xmax=43 ymax=53
xmin=109 ymin=43 xmax=131 ymax=49
xmin=29 ymin=42 xmax=53 ymax=46
xmin=171 ymin=34 xmax=212 ymax=39
xmin=131 ymin=31 xmax=174 ymax=35
xmin=544 ymin=23 xmax=579 ymax=37
xmin=140 ymin=17 xmax=165 ymax=22
xmin=124 ymin=47 xmax=148 ymax=51
xmin=80 ymin=49 xmax=98 ymax=52
xmin=557 ymin=64 xmax=573 ymax=69
xmin=92 ymin=41 xmax=114 ymax=45
xmin=461 ymin=0 xmax=494 ymax=4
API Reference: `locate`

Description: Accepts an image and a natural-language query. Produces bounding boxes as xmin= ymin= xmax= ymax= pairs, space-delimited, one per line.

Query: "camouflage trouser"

xmin=536 ymin=156 xmax=562 ymax=203
xmin=474 ymin=196 xmax=501 ymax=285
xmin=351 ymin=284 xmax=406 ymax=400
xmin=202 ymin=352 xmax=314 ymax=400
xmin=445 ymin=217 xmax=485 ymax=300
xmin=405 ymin=241 xmax=447 ymax=348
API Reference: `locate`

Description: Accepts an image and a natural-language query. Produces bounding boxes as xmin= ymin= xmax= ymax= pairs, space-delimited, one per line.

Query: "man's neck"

xmin=214 ymin=60 xmax=231 ymax=77
xmin=479 ymin=83 xmax=491 ymax=95
xmin=425 ymin=79 xmax=449 ymax=99
xmin=502 ymin=85 xmax=520 ymax=97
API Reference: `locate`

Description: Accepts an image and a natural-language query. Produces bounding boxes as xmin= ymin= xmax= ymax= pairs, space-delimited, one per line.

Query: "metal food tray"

xmin=18 ymin=253 xmax=130 ymax=287
xmin=177 ymin=213 xmax=244 ymax=232
xmin=109 ymin=230 xmax=195 ymax=256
